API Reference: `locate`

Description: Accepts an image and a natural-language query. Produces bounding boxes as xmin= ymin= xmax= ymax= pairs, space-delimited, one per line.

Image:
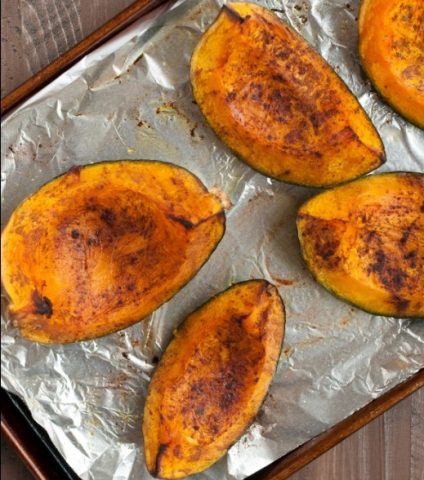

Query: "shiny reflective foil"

xmin=1 ymin=1 xmax=423 ymax=479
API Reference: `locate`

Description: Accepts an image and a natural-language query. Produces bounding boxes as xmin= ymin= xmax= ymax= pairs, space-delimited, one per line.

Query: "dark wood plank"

xmin=1 ymin=435 xmax=33 ymax=480
xmin=79 ymin=0 xmax=134 ymax=38
xmin=411 ymin=387 xmax=424 ymax=480
xmin=277 ymin=387 xmax=423 ymax=480
xmin=1 ymin=0 xmax=167 ymax=113
xmin=384 ymin=394 xmax=412 ymax=480
xmin=1 ymin=0 xmax=24 ymax=98
xmin=250 ymin=371 xmax=423 ymax=480
xmin=289 ymin=415 xmax=385 ymax=480
xmin=1 ymin=0 xmax=132 ymax=98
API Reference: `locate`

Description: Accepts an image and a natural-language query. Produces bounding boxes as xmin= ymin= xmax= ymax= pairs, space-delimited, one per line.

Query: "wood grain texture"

xmin=289 ymin=387 xmax=424 ymax=480
xmin=1 ymin=0 xmax=133 ymax=98
xmin=1 ymin=1 xmax=423 ymax=480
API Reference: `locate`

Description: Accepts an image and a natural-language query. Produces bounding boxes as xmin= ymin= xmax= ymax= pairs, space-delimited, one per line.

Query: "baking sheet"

xmin=1 ymin=0 xmax=424 ymax=479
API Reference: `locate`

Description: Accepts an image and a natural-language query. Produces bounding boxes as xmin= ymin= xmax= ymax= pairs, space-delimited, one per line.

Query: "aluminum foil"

xmin=1 ymin=0 xmax=424 ymax=479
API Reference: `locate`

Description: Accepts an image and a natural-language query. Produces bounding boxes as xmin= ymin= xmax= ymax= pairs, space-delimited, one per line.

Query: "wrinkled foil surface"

xmin=1 ymin=1 xmax=424 ymax=479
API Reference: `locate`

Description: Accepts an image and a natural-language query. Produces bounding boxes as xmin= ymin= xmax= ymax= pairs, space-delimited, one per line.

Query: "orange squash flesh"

xmin=359 ymin=0 xmax=424 ymax=129
xmin=297 ymin=172 xmax=424 ymax=318
xmin=191 ymin=2 xmax=385 ymax=187
xmin=1 ymin=161 xmax=225 ymax=343
xmin=143 ymin=280 xmax=285 ymax=479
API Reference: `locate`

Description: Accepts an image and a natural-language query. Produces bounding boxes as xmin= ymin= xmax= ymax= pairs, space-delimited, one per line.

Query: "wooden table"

xmin=1 ymin=1 xmax=423 ymax=479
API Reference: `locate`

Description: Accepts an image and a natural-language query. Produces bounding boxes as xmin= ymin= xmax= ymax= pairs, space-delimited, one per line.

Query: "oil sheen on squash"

xmin=143 ymin=280 xmax=285 ymax=479
xmin=297 ymin=172 xmax=424 ymax=318
xmin=359 ymin=0 xmax=424 ymax=128
xmin=1 ymin=161 xmax=226 ymax=343
xmin=190 ymin=2 xmax=385 ymax=187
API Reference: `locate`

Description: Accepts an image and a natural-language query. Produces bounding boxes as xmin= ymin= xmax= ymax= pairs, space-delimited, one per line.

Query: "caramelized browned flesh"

xmin=359 ymin=0 xmax=424 ymax=128
xmin=191 ymin=2 xmax=385 ymax=187
xmin=297 ymin=172 xmax=424 ymax=318
xmin=1 ymin=161 xmax=225 ymax=343
xmin=143 ymin=280 xmax=285 ymax=478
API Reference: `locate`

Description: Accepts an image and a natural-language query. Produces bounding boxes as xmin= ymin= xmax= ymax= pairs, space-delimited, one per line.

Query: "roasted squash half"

xmin=190 ymin=2 xmax=385 ymax=187
xmin=143 ymin=280 xmax=285 ymax=479
xmin=297 ymin=172 xmax=424 ymax=318
xmin=1 ymin=161 xmax=225 ymax=343
xmin=359 ymin=0 xmax=424 ymax=129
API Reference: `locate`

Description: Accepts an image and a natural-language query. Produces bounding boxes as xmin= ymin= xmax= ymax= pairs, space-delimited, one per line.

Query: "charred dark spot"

xmin=420 ymin=203 xmax=424 ymax=213
xmin=87 ymin=236 xmax=98 ymax=246
xmin=225 ymin=91 xmax=237 ymax=102
xmin=219 ymin=389 xmax=238 ymax=410
xmin=232 ymin=314 xmax=248 ymax=327
xmin=222 ymin=5 xmax=245 ymax=23
xmin=271 ymin=74 xmax=285 ymax=82
xmin=368 ymin=250 xmax=386 ymax=275
xmin=190 ymin=379 xmax=206 ymax=395
xmin=400 ymin=222 xmax=415 ymax=245
xmin=151 ymin=443 xmax=169 ymax=478
xmin=67 ymin=165 xmax=82 ymax=177
xmin=275 ymin=48 xmax=290 ymax=60
xmin=300 ymin=216 xmax=345 ymax=268
xmin=250 ymin=83 xmax=264 ymax=101
xmin=8 ymin=146 xmax=15 ymax=153
xmin=32 ymin=290 xmax=53 ymax=318
xmin=71 ymin=229 xmax=80 ymax=239
xmin=285 ymin=129 xmax=303 ymax=143
xmin=382 ymin=269 xmax=406 ymax=290
xmin=366 ymin=230 xmax=378 ymax=241
xmin=330 ymin=126 xmax=357 ymax=144
xmin=257 ymin=307 xmax=270 ymax=337
xmin=260 ymin=29 xmax=273 ymax=46
xmin=152 ymin=356 xmax=159 ymax=364
xmin=167 ymin=214 xmax=194 ymax=229
xmin=127 ymin=253 xmax=139 ymax=265
xmin=100 ymin=208 xmax=115 ymax=226
xmin=391 ymin=295 xmax=410 ymax=312
xmin=404 ymin=250 xmax=417 ymax=268
xmin=126 ymin=282 xmax=136 ymax=291
xmin=172 ymin=445 xmax=182 ymax=458
xmin=368 ymin=251 xmax=408 ymax=290
xmin=122 ymin=352 xmax=128 ymax=359
xmin=194 ymin=405 xmax=205 ymax=416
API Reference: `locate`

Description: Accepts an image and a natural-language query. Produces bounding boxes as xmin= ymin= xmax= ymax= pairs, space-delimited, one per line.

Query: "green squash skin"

xmin=1 ymin=160 xmax=227 ymax=343
xmin=357 ymin=1 xmax=424 ymax=131
xmin=190 ymin=6 xmax=386 ymax=188
xmin=296 ymin=171 xmax=424 ymax=320
xmin=143 ymin=279 xmax=286 ymax=478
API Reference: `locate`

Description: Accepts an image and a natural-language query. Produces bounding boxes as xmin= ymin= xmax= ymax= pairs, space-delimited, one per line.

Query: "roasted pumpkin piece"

xmin=359 ymin=0 xmax=424 ymax=129
xmin=1 ymin=161 xmax=225 ymax=343
xmin=297 ymin=172 xmax=424 ymax=318
xmin=143 ymin=280 xmax=285 ymax=479
xmin=190 ymin=2 xmax=385 ymax=188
